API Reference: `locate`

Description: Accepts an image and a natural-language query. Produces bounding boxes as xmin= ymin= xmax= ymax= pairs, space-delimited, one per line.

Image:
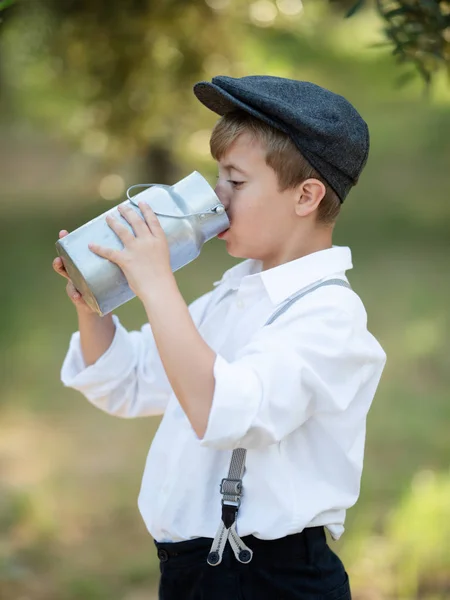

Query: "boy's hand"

xmin=88 ymin=202 xmax=174 ymax=302
xmin=52 ymin=230 xmax=97 ymax=315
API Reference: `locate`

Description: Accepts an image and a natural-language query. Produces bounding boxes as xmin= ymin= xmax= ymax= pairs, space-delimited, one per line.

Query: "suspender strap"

xmin=264 ymin=278 xmax=351 ymax=326
xmin=207 ymin=448 xmax=253 ymax=566
xmin=207 ymin=278 xmax=352 ymax=566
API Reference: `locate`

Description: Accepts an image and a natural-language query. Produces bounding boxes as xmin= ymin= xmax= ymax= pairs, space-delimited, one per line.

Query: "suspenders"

xmin=200 ymin=278 xmax=352 ymax=566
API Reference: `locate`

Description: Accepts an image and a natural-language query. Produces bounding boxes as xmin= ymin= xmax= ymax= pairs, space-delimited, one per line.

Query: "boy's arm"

xmin=84 ymin=201 xmax=219 ymax=428
xmin=77 ymin=310 xmax=116 ymax=367
xmin=142 ymin=278 xmax=217 ymax=438
xmin=61 ymin=289 xmax=214 ymax=419
xmin=195 ymin=295 xmax=387 ymax=451
xmin=143 ymin=286 xmax=386 ymax=450
xmin=142 ymin=283 xmax=387 ymax=448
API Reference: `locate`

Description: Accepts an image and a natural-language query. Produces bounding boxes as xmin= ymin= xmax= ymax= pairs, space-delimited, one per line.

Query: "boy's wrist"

xmin=76 ymin=306 xmax=112 ymax=322
xmin=141 ymin=275 xmax=179 ymax=313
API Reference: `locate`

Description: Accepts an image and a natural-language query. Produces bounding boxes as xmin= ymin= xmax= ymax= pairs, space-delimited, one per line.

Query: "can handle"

xmin=126 ymin=184 xmax=226 ymax=219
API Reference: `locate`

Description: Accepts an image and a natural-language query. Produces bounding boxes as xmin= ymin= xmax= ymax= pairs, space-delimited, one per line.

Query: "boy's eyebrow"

xmin=221 ymin=163 xmax=249 ymax=177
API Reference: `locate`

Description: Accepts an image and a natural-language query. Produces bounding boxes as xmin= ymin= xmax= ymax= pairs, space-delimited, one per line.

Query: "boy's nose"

xmin=214 ymin=182 xmax=230 ymax=212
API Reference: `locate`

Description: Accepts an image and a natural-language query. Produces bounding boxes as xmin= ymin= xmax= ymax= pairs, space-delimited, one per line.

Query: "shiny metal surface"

xmin=55 ymin=171 xmax=229 ymax=316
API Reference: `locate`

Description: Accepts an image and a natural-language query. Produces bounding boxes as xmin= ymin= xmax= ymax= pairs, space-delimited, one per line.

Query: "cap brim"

xmin=193 ymin=81 xmax=289 ymax=135
xmin=194 ymin=81 xmax=249 ymax=116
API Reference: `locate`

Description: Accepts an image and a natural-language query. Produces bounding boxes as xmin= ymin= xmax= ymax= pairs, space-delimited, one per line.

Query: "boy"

xmin=54 ymin=75 xmax=386 ymax=599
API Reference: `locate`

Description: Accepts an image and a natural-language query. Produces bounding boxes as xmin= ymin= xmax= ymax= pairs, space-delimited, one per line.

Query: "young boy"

xmin=54 ymin=75 xmax=386 ymax=600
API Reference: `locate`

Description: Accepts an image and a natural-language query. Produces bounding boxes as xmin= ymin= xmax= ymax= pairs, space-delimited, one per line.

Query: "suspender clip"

xmin=221 ymin=503 xmax=238 ymax=528
xmin=221 ymin=498 xmax=240 ymax=508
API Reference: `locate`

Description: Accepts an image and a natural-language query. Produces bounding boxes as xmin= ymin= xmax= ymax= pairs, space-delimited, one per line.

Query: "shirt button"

xmin=236 ymin=299 xmax=245 ymax=309
xmin=157 ymin=548 xmax=169 ymax=562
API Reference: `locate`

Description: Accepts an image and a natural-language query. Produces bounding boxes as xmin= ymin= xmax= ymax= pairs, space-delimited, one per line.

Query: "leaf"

xmin=0 ymin=0 xmax=16 ymax=10
xmin=384 ymin=7 xmax=417 ymax=20
xmin=395 ymin=70 xmax=418 ymax=88
xmin=419 ymin=0 xmax=444 ymax=17
xmin=368 ymin=41 xmax=393 ymax=49
xmin=345 ymin=0 xmax=366 ymax=19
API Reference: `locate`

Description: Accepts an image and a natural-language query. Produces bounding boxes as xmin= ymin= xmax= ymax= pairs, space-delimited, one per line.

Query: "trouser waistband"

xmin=154 ymin=526 xmax=326 ymax=564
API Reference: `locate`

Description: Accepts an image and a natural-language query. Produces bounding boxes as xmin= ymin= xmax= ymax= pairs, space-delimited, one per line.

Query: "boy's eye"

xmin=228 ymin=180 xmax=244 ymax=188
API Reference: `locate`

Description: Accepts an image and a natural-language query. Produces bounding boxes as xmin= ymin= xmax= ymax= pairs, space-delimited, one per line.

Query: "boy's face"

xmin=214 ymin=132 xmax=302 ymax=268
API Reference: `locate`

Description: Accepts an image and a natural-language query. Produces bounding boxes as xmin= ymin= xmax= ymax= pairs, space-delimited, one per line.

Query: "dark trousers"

xmin=154 ymin=526 xmax=351 ymax=600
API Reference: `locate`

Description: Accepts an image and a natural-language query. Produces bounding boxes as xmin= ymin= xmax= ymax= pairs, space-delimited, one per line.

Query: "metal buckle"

xmin=220 ymin=478 xmax=242 ymax=496
xmin=221 ymin=497 xmax=241 ymax=508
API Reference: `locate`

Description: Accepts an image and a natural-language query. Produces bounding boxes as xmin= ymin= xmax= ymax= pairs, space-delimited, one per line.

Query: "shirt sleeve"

xmin=61 ymin=291 xmax=213 ymax=418
xmin=200 ymin=296 xmax=386 ymax=450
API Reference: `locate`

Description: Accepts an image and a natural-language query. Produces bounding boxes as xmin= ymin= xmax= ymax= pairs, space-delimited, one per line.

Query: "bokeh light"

xmin=276 ymin=0 xmax=303 ymax=17
xmin=249 ymin=0 xmax=278 ymax=26
xmin=98 ymin=174 xmax=125 ymax=200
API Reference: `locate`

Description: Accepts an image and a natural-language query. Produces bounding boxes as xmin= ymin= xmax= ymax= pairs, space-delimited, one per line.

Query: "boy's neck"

xmin=261 ymin=230 xmax=334 ymax=272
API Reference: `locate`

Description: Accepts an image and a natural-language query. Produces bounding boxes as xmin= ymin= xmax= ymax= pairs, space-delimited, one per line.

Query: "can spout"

xmin=172 ymin=171 xmax=229 ymax=241
xmin=126 ymin=172 xmax=229 ymax=241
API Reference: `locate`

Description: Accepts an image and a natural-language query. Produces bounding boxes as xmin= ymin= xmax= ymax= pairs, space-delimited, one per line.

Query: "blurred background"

xmin=0 ymin=0 xmax=449 ymax=598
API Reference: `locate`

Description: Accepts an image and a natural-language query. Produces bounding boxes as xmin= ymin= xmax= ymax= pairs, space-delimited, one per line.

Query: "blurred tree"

xmin=1 ymin=0 xmax=242 ymax=181
xmin=331 ymin=0 xmax=450 ymax=84
xmin=1 ymin=0 xmax=448 ymax=186
xmin=0 ymin=0 xmax=16 ymax=11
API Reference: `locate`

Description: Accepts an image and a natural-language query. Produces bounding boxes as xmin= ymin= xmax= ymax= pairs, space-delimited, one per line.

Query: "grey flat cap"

xmin=193 ymin=75 xmax=369 ymax=202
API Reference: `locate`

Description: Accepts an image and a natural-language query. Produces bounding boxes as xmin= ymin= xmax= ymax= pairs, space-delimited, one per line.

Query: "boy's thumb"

xmin=66 ymin=281 xmax=81 ymax=301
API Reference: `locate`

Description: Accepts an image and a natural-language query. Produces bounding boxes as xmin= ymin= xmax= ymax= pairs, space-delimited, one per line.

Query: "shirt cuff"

xmin=60 ymin=315 xmax=135 ymax=394
xmin=199 ymin=354 xmax=262 ymax=450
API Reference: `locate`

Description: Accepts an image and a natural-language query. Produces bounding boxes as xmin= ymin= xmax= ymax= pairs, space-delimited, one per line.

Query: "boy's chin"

xmin=221 ymin=236 xmax=259 ymax=262
xmin=226 ymin=244 xmax=255 ymax=261
xmin=226 ymin=245 xmax=243 ymax=259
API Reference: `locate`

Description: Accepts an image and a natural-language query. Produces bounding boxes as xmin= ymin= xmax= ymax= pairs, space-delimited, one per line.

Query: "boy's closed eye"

xmin=228 ymin=180 xmax=245 ymax=188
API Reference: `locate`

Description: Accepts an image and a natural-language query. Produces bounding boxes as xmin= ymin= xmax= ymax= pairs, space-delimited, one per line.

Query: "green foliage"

xmin=0 ymin=0 xmax=16 ymax=11
xmin=1 ymin=0 xmax=446 ymax=184
xmin=333 ymin=0 xmax=450 ymax=84
xmin=345 ymin=470 xmax=450 ymax=599
xmin=345 ymin=0 xmax=367 ymax=17
xmin=0 ymin=0 xmax=240 ymax=178
xmin=378 ymin=0 xmax=450 ymax=85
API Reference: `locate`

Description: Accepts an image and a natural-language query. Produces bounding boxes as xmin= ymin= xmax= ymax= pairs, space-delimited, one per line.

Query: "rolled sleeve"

xmin=60 ymin=314 xmax=172 ymax=417
xmin=200 ymin=298 xmax=386 ymax=451
xmin=200 ymin=342 xmax=315 ymax=450
xmin=200 ymin=354 xmax=262 ymax=449
xmin=61 ymin=315 xmax=133 ymax=394
xmin=60 ymin=290 xmax=216 ymax=418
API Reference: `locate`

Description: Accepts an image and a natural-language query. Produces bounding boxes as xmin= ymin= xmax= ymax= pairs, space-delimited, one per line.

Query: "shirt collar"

xmin=214 ymin=246 xmax=353 ymax=306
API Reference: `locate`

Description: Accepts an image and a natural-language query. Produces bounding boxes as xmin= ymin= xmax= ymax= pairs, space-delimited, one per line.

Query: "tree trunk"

xmin=144 ymin=144 xmax=180 ymax=185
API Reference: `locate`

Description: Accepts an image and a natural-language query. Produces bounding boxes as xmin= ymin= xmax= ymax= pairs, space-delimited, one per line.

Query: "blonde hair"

xmin=210 ymin=110 xmax=341 ymax=224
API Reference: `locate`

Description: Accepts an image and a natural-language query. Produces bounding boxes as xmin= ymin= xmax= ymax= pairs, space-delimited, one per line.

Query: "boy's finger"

xmin=53 ymin=257 xmax=70 ymax=280
xmin=59 ymin=230 xmax=69 ymax=239
xmin=67 ymin=281 xmax=81 ymax=301
xmin=139 ymin=202 xmax=163 ymax=236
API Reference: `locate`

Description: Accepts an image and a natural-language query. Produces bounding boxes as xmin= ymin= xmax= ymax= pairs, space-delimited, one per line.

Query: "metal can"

xmin=55 ymin=171 xmax=229 ymax=316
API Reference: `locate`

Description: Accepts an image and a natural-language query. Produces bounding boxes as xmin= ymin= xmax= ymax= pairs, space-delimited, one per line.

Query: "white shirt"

xmin=61 ymin=246 xmax=386 ymax=543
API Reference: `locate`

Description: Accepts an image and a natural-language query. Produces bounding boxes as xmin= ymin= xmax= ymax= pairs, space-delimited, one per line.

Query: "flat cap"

xmin=193 ymin=75 xmax=369 ymax=202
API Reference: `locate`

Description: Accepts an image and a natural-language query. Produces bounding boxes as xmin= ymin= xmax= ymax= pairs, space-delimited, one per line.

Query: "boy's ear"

xmin=295 ymin=178 xmax=326 ymax=217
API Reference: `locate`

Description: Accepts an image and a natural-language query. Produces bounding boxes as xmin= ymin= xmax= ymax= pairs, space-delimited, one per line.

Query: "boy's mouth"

xmin=217 ymin=226 xmax=230 ymax=239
